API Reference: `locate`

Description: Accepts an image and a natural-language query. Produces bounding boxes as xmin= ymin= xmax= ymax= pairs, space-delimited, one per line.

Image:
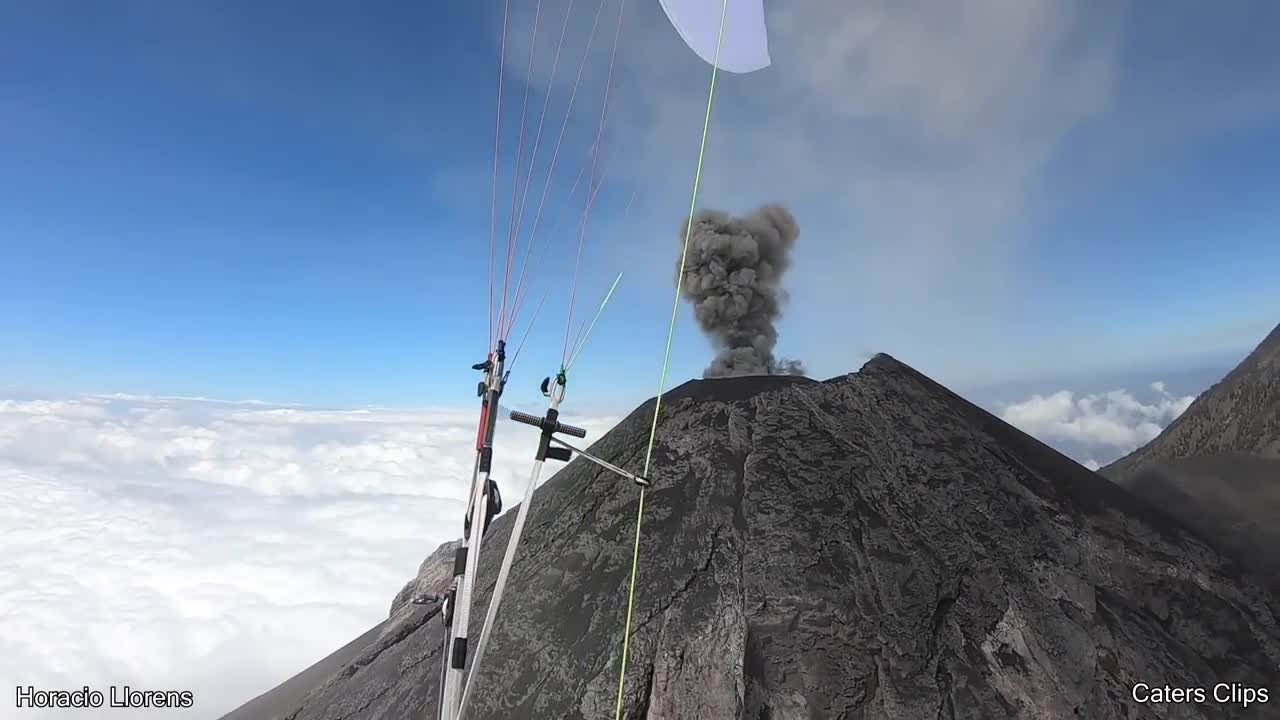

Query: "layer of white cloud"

xmin=0 ymin=393 xmax=619 ymax=719
xmin=998 ymin=382 xmax=1195 ymax=463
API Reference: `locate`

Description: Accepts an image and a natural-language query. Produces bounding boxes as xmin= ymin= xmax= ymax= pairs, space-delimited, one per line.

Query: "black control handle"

xmin=509 ymin=410 xmax=587 ymax=438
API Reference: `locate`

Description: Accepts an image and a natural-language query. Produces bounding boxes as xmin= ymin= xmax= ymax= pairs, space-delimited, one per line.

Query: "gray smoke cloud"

xmin=677 ymin=204 xmax=806 ymax=378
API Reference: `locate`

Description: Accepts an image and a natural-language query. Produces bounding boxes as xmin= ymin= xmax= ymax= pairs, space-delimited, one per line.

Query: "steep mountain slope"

xmin=1106 ymin=322 xmax=1280 ymax=478
xmin=223 ymin=355 xmax=1280 ymax=720
xmin=1124 ymin=455 xmax=1280 ymax=588
xmin=1103 ymin=323 xmax=1280 ymax=587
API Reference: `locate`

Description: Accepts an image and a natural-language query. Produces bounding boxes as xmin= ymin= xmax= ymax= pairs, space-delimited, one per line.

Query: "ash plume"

xmin=677 ymin=204 xmax=806 ymax=378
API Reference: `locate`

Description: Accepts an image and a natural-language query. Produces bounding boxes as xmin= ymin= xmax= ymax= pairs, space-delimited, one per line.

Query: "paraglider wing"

xmin=658 ymin=0 xmax=771 ymax=73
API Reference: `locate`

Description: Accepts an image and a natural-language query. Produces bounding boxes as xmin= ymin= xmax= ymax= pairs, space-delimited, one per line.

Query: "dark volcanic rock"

xmin=1106 ymin=322 xmax=1280 ymax=479
xmin=1103 ymin=323 xmax=1280 ymax=588
xmin=223 ymin=355 xmax=1280 ymax=720
xmin=1125 ymin=454 xmax=1280 ymax=589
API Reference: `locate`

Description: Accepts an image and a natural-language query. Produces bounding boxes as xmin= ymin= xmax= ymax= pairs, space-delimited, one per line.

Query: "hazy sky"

xmin=3 ymin=0 xmax=1278 ymax=411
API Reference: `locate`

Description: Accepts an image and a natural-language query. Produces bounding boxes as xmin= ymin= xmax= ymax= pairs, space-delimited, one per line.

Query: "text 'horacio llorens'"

xmin=14 ymin=685 xmax=195 ymax=709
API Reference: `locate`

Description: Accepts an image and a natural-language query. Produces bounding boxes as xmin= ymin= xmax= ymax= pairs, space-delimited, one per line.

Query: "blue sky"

xmin=3 ymin=0 xmax=1278 ymax=412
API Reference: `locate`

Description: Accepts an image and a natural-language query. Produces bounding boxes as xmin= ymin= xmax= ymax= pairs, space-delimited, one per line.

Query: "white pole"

xmin=439 ymin=342 xmax=506 ymax=720
xmin=438 ymin=438 xmax=484 ymax=720
xmin=458 ymin=380 xmax=564 ymax=718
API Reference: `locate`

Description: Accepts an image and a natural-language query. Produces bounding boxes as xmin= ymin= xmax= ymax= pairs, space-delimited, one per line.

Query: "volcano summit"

xmin=223 ymin=355 xmax=1280 ymax=720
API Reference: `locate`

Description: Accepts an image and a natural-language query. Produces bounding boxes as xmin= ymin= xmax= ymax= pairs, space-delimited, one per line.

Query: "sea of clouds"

xmin=0 ymin=393 xmax=619 ymax=719
xmin=998 ymin=381 xmax=1197 ymax=470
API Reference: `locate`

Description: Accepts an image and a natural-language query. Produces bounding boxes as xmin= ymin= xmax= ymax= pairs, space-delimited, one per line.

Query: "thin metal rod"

xmin=549 ymin=436 xmax=649 ymax=486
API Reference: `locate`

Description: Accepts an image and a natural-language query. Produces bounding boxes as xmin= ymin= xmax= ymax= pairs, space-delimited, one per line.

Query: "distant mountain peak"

xmin=1102 ymin=321 xmax=1280 ymax=591
xmin=1105 ymin=321 xmax=1280 ymax=479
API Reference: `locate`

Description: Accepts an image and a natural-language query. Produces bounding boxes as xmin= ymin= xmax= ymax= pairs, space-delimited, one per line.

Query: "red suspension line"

xmin=497 ymin=0 xmax=578 ymax=341
xmin=505 ymin=132 xmax=620 ymax=337
xmin=563 ymin=0 xmax=628 ymax=364
xmin=499 ymin=0 xmax=609 ymax=343
xmin=569 ymin=190 xmax=635 ymax=357
xmin=495 ymin=0 xmax=544 ymax=345
xmin=487 ymin=0 xmax=513 ymax=350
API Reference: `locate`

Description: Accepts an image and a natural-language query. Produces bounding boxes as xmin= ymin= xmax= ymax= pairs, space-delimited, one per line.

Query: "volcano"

xmin=222 ymin=354 xmax=1280 ymax=720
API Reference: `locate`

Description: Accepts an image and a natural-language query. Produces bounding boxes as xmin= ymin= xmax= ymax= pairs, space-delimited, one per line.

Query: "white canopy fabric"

xmin=658 ymin=0 xmax=772 ymax=73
